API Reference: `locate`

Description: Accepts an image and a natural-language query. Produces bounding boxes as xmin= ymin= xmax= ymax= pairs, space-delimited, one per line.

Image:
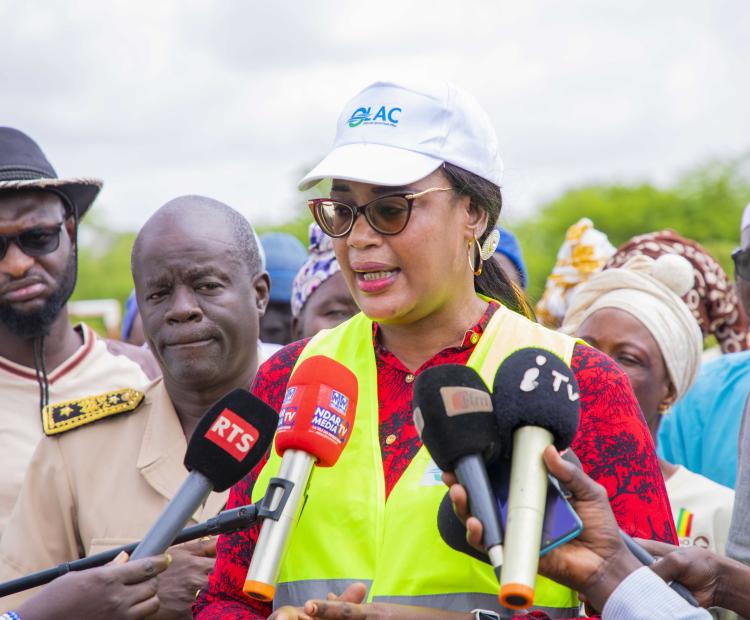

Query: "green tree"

xmin=514 ymin=153 xmax=750 ymax=301
xmin=69 ymin=154 xmax=750 ymax=334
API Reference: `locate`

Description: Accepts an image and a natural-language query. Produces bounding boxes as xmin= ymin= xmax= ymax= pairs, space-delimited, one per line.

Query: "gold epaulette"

xmin=43 ymin=388 xmax=145 ymax=436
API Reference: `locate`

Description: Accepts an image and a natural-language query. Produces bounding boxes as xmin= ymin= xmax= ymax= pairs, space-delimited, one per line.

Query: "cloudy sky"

xmin=1 ymin=0 xmax=748 ymax=231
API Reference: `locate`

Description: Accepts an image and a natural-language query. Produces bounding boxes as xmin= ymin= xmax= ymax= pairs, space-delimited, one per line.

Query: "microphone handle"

xmin=619 ymin=531 xmax=700 ymax=607
xmin=0 ymin=504 xmax=258 ymax=597
xmin=244 ymin=449 xmax=315 ymax=601
xmin=500 ymin=425 xmax=552 ymax=609
xmin=562 ymin=450 xmax=699 ymax=608
xmin=454 ymin=455 xmax=504 ymax=572
xmin=130 ymin=472 xmax=213 ymax=560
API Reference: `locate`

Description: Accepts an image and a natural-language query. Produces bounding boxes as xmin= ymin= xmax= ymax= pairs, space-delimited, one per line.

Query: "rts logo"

xmin=347 ymin=105 xmax=402 ymax=128
xmin=205 ymin=408 xmax=260 ymax=461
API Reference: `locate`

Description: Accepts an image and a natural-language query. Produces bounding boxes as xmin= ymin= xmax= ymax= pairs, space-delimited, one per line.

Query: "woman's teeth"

xmin=362 ymin=270 xmax=394 ymax=281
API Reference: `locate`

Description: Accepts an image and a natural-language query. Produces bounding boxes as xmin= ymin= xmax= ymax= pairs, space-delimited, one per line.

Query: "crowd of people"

xmin=0 ymin=78 xmax=749 ymax=620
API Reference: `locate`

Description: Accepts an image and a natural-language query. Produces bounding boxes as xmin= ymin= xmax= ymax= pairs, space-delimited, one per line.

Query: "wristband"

xmin=1 ymin=612 xmax=22 ymax=620
xmin=471 ymin=610 xmax=501 ymax=620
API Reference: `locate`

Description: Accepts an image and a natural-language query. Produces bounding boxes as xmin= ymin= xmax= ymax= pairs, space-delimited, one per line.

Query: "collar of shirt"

xmin=371 ymin=300 xmax=499 ymax=375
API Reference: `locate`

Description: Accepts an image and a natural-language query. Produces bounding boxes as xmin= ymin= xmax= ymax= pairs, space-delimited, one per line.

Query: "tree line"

xmin=72 ymin=153 xmax=750 ymax=315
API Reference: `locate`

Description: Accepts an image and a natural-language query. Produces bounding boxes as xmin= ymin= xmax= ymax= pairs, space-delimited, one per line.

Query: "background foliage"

xmin=71 ymin=154 xmax=750 ymax=329
xmin=513 ymin=153 xmax=750 ymax=301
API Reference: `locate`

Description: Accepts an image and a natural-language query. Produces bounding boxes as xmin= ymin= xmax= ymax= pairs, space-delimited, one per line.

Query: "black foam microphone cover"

xmin=185 ymin=388 xmax=278 ymax=492
xmin=412 ymin=364 xmax=501 ymax=470
xmin=492 ymin=348 xmax=581 ymax=457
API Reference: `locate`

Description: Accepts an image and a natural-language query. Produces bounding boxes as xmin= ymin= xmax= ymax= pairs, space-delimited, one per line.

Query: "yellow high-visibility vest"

xmin=253 ymin=303 xmax=582 ymax=617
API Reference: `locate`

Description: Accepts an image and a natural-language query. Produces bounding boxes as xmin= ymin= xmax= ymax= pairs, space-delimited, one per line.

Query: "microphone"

xmin=492 ymin=348 xmax=580 ymax=609
xmin=0 ymin=504 xmax=259 ymax=597
xmin=412 ymin=364 xmax=506 ymax=575
xmin=243 ymin=355 xmax=358 ymax=602
xmin=559 ymin=451 xmax=699 ymax=607
xmin=129 ymin=389 xmax=278 ymax=560
xmin=437 ymin=449 xmax=700 ymax=608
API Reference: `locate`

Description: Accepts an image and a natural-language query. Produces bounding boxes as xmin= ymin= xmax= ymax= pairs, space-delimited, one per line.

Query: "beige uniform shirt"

xmin=0 ymin=324 xmax=156 ymax=534
xmin=0 ymin=377 xmax=229 ymax=610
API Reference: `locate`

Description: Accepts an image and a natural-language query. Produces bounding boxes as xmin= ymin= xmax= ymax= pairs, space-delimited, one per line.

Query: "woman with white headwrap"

xmin=562 ymin=255 xmax=735 ymax=558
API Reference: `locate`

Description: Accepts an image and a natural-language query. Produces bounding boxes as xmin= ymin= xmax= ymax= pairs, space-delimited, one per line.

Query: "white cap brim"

xmin=298 ymin=143 xmax=444 ymax=191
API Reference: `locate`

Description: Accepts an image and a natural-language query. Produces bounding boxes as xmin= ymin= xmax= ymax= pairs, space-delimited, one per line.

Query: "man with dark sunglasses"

xmin=0 ymin=128 xmax=157 ymax=535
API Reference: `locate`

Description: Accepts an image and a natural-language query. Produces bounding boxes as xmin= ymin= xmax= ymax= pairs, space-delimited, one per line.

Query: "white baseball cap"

xmin=299 ymin=80 xmax=504 ymax=191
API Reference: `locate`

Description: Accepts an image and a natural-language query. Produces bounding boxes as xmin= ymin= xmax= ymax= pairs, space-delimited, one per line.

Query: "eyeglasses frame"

xmin=308 ymin=187 xmax=453 ymax=238
xmin=0 ymin=222 xmax=65 ymax=261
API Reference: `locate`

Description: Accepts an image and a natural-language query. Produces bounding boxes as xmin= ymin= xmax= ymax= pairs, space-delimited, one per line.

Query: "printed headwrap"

xmin=606 ymin=230 xmax=750 ymax=353
xmin=562 ymin=254 xmax=703 ymax=400
xmin=535 ymin=218 xmax=616 ymax=328
xmin=291 ymin=223 xmax=341 ymax=318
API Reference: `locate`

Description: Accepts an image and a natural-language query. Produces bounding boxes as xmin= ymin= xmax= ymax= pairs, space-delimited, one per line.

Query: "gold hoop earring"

xmin=467 ymin=237 xmax=483 ymax=277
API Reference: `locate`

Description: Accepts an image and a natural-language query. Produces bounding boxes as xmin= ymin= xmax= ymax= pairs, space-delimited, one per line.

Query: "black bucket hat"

xmin=0 ymin=127 xmax=102 ymax=218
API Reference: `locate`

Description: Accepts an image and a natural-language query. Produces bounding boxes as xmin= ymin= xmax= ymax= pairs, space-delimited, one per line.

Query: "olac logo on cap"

xmin=205 ymin=408 xmax=260 ymax=461
xmin=348 ymin=105 xmax=402 ymax=128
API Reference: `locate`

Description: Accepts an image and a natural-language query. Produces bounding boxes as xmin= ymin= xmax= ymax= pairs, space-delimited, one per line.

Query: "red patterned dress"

xmin=195 ymin=303 xmax=676 ymax=619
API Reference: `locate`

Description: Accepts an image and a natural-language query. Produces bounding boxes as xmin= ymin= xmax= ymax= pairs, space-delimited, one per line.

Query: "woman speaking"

xmin=195 ymin=80 xmax=675 ymax=619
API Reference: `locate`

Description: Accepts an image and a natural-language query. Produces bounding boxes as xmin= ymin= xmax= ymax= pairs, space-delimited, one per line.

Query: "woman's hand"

xmin=302 ymin=599 xmax=472 ymax=620
xmin=442 ymin=470 xmax=484 ymax=553
xmin=269 ymin=583 xmax=368 ymax=620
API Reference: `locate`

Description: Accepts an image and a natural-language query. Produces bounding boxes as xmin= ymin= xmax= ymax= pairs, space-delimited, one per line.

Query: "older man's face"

xmin=133 ymin=213 xmax=268 ymax=391
xmin=0 ymin=190 xmax=76 ymax=338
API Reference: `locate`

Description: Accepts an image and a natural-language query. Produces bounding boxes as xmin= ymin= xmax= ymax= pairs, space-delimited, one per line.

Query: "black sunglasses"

xmin=0 ymin=223 xmax=64 ymax=261
xmin=308 ymin=187 xmax=452 ymax=238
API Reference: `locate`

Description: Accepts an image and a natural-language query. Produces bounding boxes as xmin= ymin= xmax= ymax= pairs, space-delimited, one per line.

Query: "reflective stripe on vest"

xmin=252 ymin=303 xmax=582 ymax=614
xmin=277 ymin=585 xmax=580 ymax=619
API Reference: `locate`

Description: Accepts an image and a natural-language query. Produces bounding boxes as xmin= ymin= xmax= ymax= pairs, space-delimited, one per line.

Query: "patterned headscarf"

xmin=291 ymin=223 xmax=341 ymax=318
xmin=535 ymin=218 xmax=616 ymax=328
xmin=606 ymin=230 xmax=750 ymax=353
